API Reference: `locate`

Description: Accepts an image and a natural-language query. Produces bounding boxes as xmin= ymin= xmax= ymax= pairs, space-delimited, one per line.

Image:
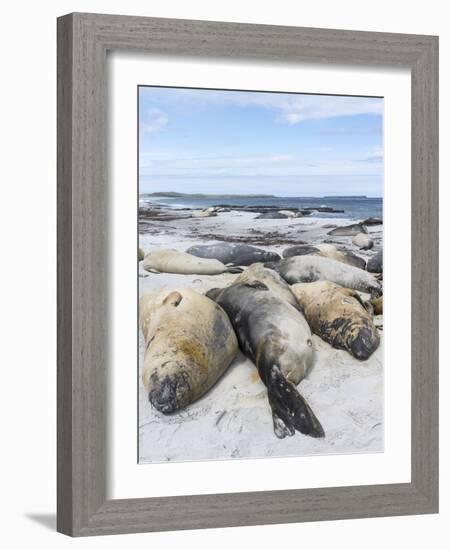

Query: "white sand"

xmin=138 ymin=210 xmax=383 ymax=463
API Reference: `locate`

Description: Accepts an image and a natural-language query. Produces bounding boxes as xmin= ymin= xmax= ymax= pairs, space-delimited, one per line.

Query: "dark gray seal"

xmin=327 ymin=223 xmax=368 ymax=236
xmin=367 ymin=250 xmax=383 ymax=273
xmin=361 ymin=217 xmax=382 ymax=226
xmin=256 ymin=211 xmax=288 ymax=219
xmin=207 ymin=281 xmax=324 ymax=439
xmin=186 ymin=242 xmax=281 ymax=266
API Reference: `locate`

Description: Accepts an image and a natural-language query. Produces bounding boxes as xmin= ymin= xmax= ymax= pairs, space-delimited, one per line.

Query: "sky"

xmin=138 ymin=86 xmax=383 ymax=197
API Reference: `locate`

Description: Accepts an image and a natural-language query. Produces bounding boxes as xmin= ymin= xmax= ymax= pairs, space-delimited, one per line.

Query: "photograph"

xmin=138 ymin=86 xmax=384 ymax=463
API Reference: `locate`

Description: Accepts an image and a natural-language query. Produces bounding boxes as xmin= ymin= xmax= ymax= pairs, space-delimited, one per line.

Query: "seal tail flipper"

xmin=266 ymin=365 xmax=324 ymax=439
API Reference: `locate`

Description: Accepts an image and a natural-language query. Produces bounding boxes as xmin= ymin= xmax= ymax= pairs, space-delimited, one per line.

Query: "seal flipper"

xmin=266 ymin=365 xmax=324 ymax=439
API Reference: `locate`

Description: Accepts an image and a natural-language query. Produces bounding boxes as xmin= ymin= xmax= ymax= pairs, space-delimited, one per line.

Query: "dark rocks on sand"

xmin=186 ymin=242 xmax=281 ymax=266
xmin=366 ymin=250 xmax=383 ymax=273
xmin=327 ymin=223 xmax=368 ymax=236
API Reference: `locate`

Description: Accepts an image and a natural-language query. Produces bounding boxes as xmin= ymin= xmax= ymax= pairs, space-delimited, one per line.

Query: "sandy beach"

xmin=138 ymin=206 xmax=383 ymax=463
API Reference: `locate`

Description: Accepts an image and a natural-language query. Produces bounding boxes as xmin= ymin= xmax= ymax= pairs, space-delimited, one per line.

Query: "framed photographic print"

xmin=57 ymin=13 xmax=438 ymax=536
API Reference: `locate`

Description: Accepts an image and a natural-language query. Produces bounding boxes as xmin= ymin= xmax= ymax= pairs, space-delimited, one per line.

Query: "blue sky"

xmin=139 ymin=87 xmax=383 ymax=197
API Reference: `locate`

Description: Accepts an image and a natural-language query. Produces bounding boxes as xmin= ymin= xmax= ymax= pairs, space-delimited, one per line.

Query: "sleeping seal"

xmin=256 ymin=211 xmax=288 ymax=219
xmin=234 ymin=262 xmax=299 ymax=309
xmin=282 ymin=243 xmax=366 ymax=269
xmin=143 ymin=249 xmax=242 ymax=275
xmin=367 ymin=250 xmax=383 ymax=273
xmin=267 ymin=255 xmax=382 ymax=297
xmin=352 ymin=233 xmax=374 ymax=250
xmin=291 ymin=281 xmax=380 ymax=360
xmin=186 ymin=242 xmax=280 ymax=266
xmin=327 ymin=223 xmax=368 ymax=236
xmin=207 ymin=282 xmax=324 ymax=439
xmin=140 ymin=288 xmax=238 ymax=413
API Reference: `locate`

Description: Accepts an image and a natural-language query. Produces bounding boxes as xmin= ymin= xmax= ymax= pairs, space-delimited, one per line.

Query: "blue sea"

xmin=142 ymin=195 xmax=382 ymax=221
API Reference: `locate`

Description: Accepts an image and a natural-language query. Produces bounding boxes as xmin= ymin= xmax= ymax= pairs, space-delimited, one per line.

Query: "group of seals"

xmin=140 ymin=288 xmax=238 ymax=413
xmin=139 ymin=222 xmax=383 ymax=439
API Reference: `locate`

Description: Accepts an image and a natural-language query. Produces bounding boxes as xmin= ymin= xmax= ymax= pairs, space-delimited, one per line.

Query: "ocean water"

xmin=142 ymin=195 xmax=382 ymax=221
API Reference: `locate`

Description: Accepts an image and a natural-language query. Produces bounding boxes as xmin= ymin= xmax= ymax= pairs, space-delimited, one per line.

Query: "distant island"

xmin=323 ymin=195 xmax=367 ymax=199
xmin=142 ymin=192 xmax=276 ymax=199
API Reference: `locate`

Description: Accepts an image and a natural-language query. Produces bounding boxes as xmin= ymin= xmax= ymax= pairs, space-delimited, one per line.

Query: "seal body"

xmin=234 ymin=262 xmax=299 ymax=309
xmin=270 ymin=255 xmax=382 ymax=297
xmin=327 ymin=223 xmax=368 ymax=236
xmin=143 ymin=249 xmax=242 ymax=275
xmin=186 ymin=242 xmax=280 ymax=266
xmin=138 ymin=247 xmax=145 ymax=261
xmin=206 ymin=282 xmax=324 ymax=439
xmin=367 ymin=250 xmax=383 ymax=273
xmin=291 ymin=281 xmax=380 ymax=360
xmin=282 ymin=243 xmax=366 ymax=269
xmin=352 ymin=233 xmax=374 ymax=250
xmin=256 ymin=211 xmax=288 ymax=219
xmin=140 ymin=288 xmax=238 ymax=413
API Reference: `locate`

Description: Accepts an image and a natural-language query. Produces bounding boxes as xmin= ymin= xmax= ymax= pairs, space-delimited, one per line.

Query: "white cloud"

xmin=141 ymin=108 xmax=168 ymax=134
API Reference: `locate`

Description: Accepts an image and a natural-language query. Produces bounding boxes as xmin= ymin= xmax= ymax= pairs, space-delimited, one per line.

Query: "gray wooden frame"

xmin=57 ymin=12 xmax=439 ymax=537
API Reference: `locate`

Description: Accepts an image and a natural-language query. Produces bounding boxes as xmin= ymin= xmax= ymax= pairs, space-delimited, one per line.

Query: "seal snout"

xmin=149 ymin=372 xmax=190 ymax=414
xmin=349 ymin=325 xmax=379 ymax=361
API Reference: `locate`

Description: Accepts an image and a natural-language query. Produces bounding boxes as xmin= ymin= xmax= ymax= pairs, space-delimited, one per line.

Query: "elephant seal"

xmin=370 ymin=296 xmax=383 ymax=315
xmin=352 ymin=233 xmax=374 ymax=250
xmin=327 ymin=223 xmax=368 ymax=236
xmin=256 ymin=211 xmax=288 ymax=219
xmin=191 ymin=209 xmax=216 ymax=218
xmin=278 ymin=209 xmax=296 ymax=218
xmin=143 ymin=249 xmax=243 ymax=275
xmin=186 ymin=242 xmax=281 ymax=266
xmin=367 ymin=250 xmax=383 ymax=273
xmin=291 ymin=281 xmax=380 ymax=360
xmin=267 ymin=255 xmax=382 ymax=297
xmin=138 ymin=247 xmax=145 ymax=261
xmin=140 ymin=288 xmax=238 ymax=413
xmin=234 ymin=262 xmax=299 ymax=309
xmin=207 ymin=282 xmax=324 ymax=439
xmin=362 ymin=217 xmax=382 ymax=226
xmin=282 ymin=243 xmax=366 ymax=270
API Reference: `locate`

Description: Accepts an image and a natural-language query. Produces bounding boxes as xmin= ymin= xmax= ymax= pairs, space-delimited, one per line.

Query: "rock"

xmin=367 ymin=250 xmax=383 ymax=273
xmin=328 ymin=223 xmax=368 ymax=236
xmin=352 ymin=233 xmax=374 ymax=250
